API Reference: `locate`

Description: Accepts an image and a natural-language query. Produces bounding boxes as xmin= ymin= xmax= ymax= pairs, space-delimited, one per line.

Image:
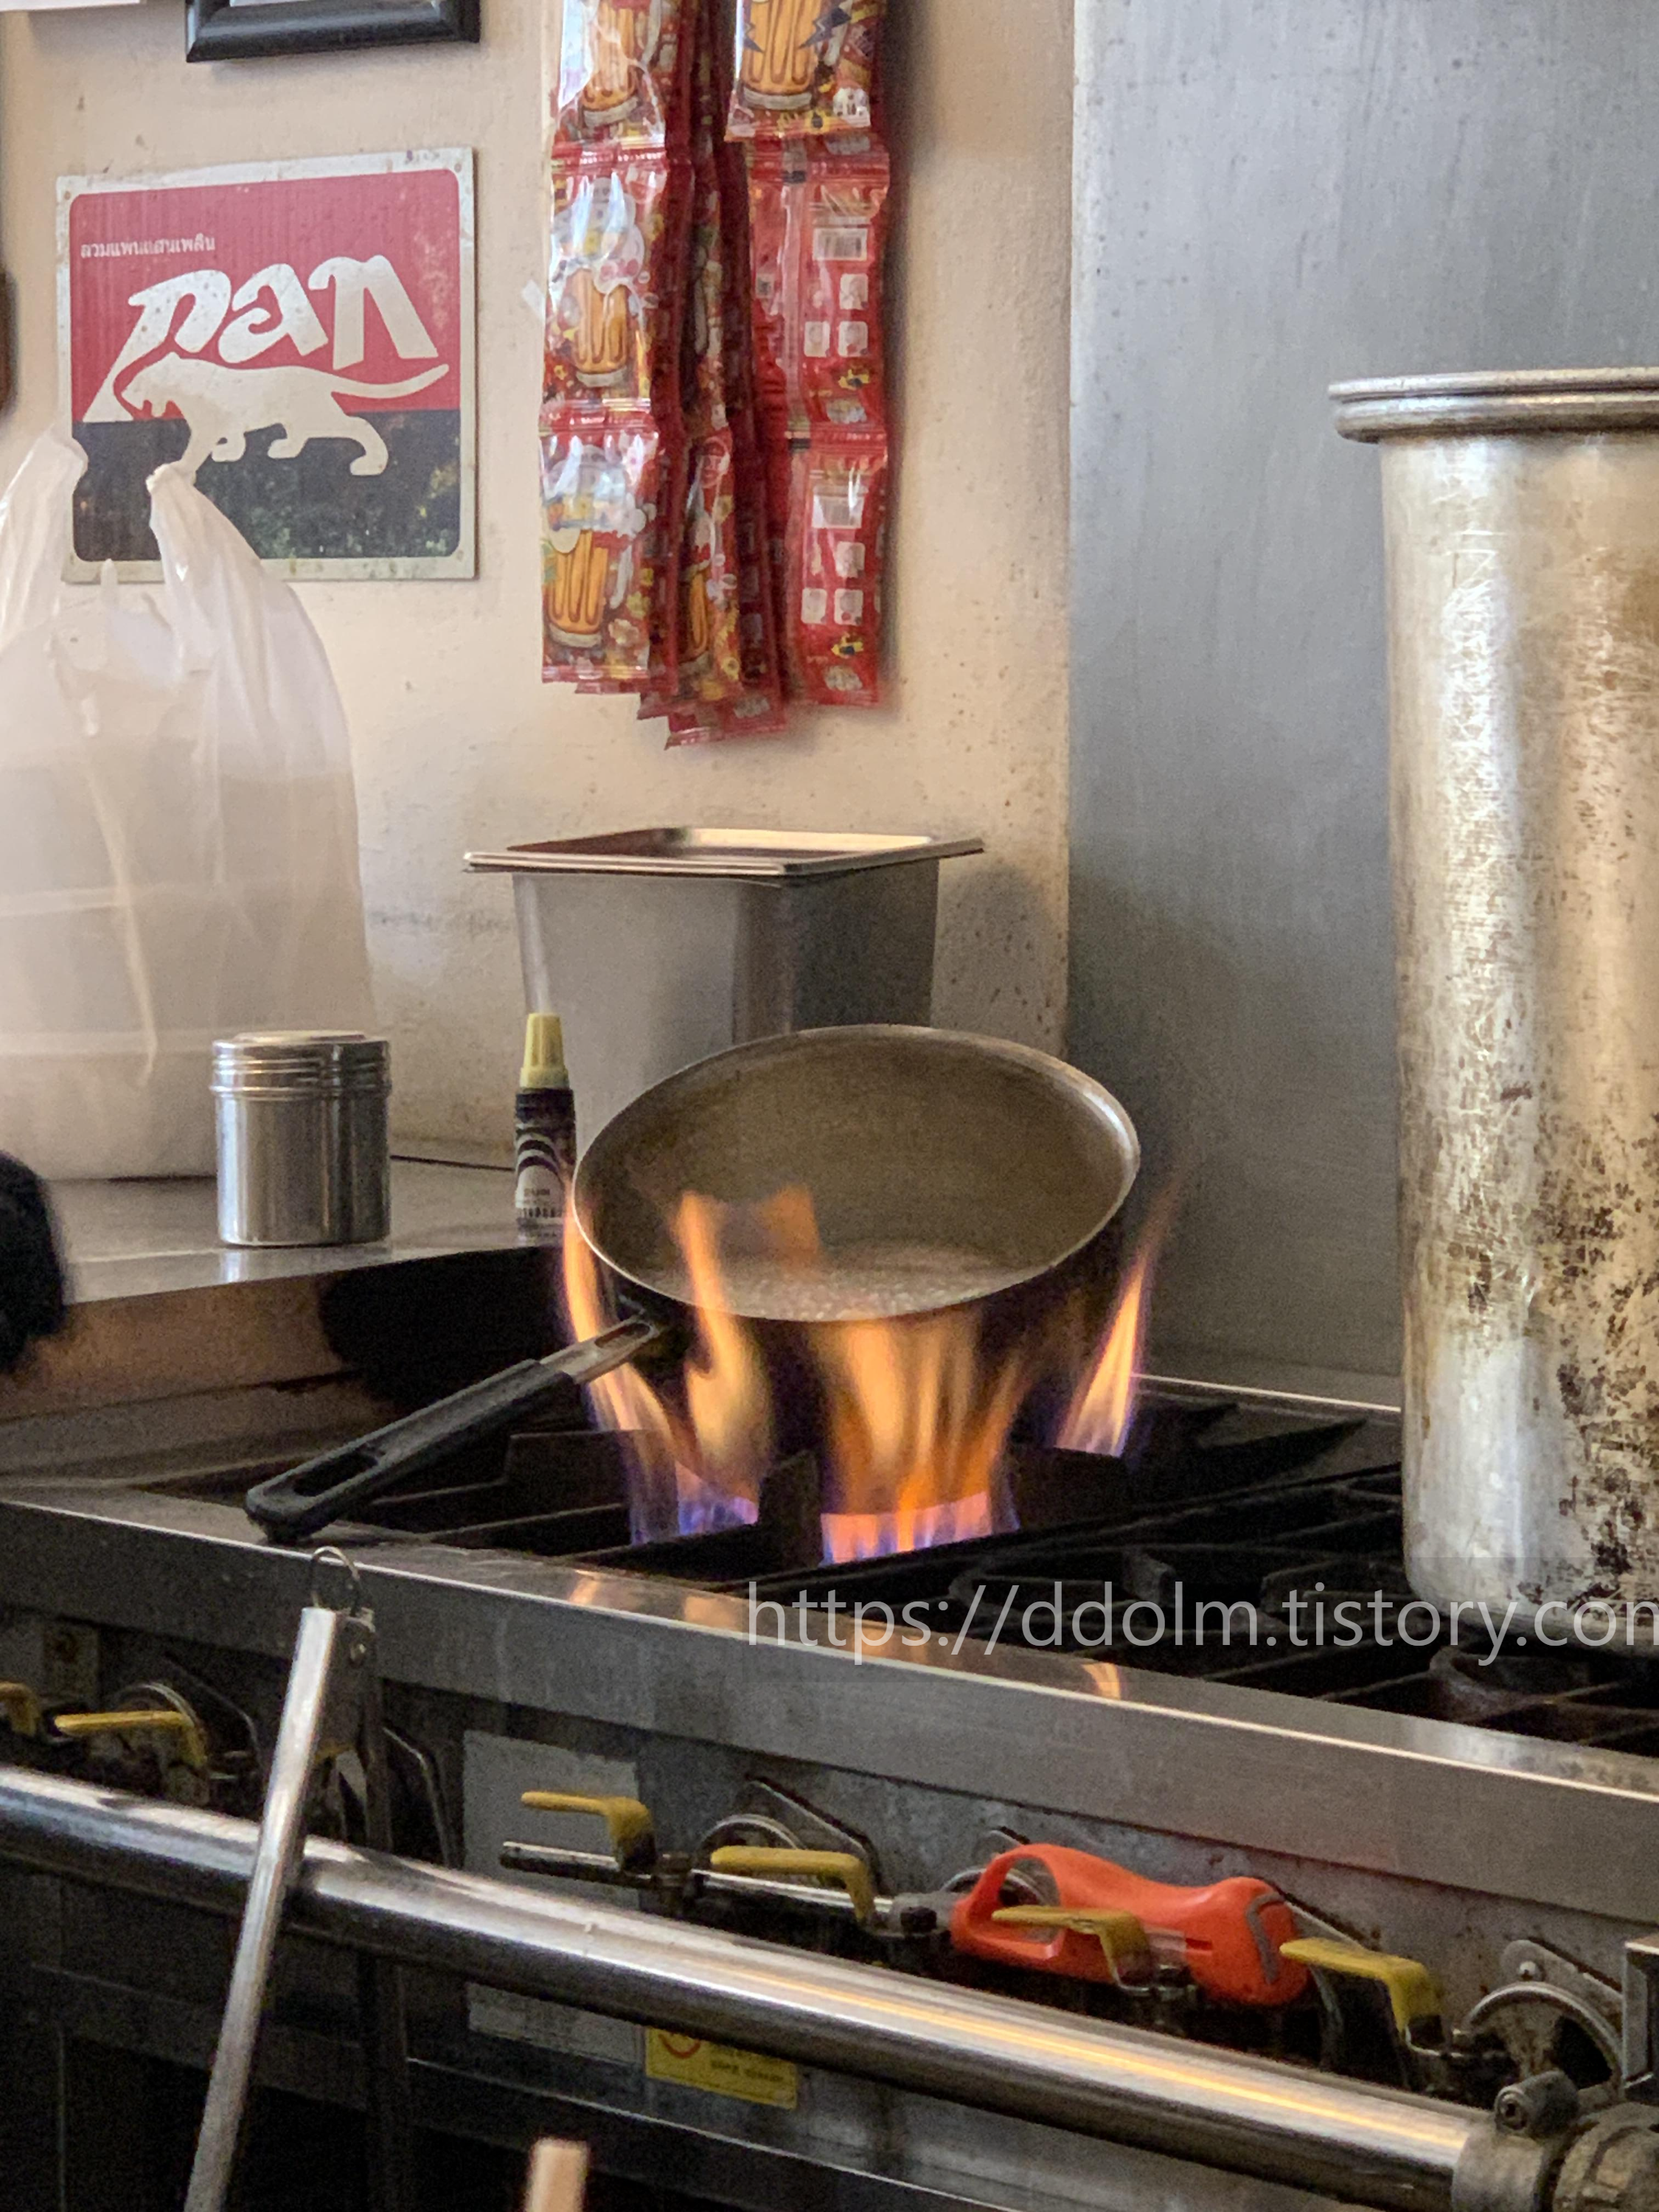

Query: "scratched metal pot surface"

xmin=1337 ymin=372 xmax=1659 ymax=1614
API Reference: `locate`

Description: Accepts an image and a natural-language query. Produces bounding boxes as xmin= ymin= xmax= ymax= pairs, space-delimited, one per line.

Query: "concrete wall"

xmin=1070 ymin=0 xmax=1659 ymax=1397
xmin=0 ymin=0 xmax=1072 ymax=1148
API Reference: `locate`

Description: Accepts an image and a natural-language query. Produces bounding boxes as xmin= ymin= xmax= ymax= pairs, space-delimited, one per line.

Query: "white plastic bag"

xmin=0 ymin=434 xmax=375 ymax=1179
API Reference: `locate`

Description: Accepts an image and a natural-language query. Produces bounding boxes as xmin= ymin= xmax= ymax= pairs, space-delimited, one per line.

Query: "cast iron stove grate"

xmin=339 ymin=1388 xmax=1659 ymax=1751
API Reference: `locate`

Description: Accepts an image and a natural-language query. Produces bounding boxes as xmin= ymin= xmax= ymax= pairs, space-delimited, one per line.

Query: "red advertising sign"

xmin=58 ymin=150 xmax=475 ymax=577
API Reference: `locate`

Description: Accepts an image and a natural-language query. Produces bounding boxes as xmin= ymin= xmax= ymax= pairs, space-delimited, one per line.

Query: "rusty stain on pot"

xmin=1360 ymin=400 xmax=1659 ymax=1613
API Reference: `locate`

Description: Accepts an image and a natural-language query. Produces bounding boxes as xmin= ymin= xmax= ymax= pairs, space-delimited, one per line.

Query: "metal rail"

xmin=0 ymin=1767 xmax=1499 ymax=2212
xmin=185 ymin=1604 xmax=347 ymax=2212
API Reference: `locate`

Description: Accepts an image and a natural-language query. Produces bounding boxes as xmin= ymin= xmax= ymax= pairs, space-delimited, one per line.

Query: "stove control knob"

xmin=1279 ymin=1938 xmax=1443 ymax=2040
xmin=0 ymin=1683 xmax=41 ymax=1739
xmin=708 ymin=1846 xmax=877 ymax=1927
xmin=990 ymin=1905 xmax=1155 ymax=1986
xmin=521 ymin=1791 xmax=657 ymax=1873
xmin=49 ymin=1695 xmax=211 ymax=1805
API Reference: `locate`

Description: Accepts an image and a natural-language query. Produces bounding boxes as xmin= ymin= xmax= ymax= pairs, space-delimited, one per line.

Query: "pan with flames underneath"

xmin=246 ymin=1026 xmax=1141 ymax=1546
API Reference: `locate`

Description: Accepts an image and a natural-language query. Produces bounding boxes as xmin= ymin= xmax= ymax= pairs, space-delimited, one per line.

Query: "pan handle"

xmin=244 ymin=1317 xmax=670 ymax=1544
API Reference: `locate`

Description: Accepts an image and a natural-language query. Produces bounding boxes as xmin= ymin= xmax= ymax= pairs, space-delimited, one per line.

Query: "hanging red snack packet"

xmin=647 ymin=417 xmax=785 ymax=741
xmin=678 ymin=431 xmax=745 ymax=698
xmin=679 ymin=148 xmax=728 ymax=440
xmin=731 ymin=413 xmax=781 ymax=693
xmin=545 ymin=151 xmax=690 ymax=414
xmin=637 ymin=430 xmax=744 ymax=716
xmin=794 ymin=147 xmax=887 ymax=431
xmin=554 ymin=0 xmax=695 ymax=150
xmin=571 ymin=434 xmax=690 ymax=699
xmin=541 ymin=420 xmax=675 ymax=686
xmin=748 ymin=144 xmax=887 ymax=439
xmin=745 ymin=144 xmax=796 ymax=442
xmin=785 ymin=433 xmax=886 ymax=708
xmin=763 ymin=430 xmax=798 ymax=692
xmin=727 ymin=0 xmax=883 ymax=140
xmin=665 ymin=692 xmax=792 ymax=745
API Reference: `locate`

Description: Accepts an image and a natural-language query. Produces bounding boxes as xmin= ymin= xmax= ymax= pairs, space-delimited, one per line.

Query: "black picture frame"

xmin=187 ymin=0 xmax=480 ymax=63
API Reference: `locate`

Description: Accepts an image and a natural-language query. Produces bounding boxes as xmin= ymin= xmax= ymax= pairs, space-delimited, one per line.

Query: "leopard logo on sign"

xmin=59 ymin=151 xmax=476 ymax=578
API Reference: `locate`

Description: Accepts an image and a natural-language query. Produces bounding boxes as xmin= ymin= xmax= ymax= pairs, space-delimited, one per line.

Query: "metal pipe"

xmin=0 ymin=1767 xmax=1486 ymax=2212
xmin=187 ymin=1604 xmax=350 ymax=2212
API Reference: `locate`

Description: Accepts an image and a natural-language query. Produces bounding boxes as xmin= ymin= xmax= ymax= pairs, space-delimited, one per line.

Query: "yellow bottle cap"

xmin=520 ymin=1012 xmax=568 ymax=1090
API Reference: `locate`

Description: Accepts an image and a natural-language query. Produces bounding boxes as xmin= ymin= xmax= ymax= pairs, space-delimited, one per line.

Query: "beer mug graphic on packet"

xmin=542 ymin=435 xmax=648 ymax=658
xmin=739 ymin=0 xmax=846 ymax=113
xmin=580 ymin=0 xmax=662 ymax=128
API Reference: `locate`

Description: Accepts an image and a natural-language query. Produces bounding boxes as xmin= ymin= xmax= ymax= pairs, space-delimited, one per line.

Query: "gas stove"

xmin=4 ymin=1294 xmax=1659 ymax=2212
xmin=319 ymin=1378 xmax=1659 ymax=1750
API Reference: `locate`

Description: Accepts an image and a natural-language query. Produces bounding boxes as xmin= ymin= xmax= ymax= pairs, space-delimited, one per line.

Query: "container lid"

xmin=520 ymin=1012 xmax=568 ymax=1089
xmin=212 ymin=1032 xmax=390 ymax=1095
xmin=465 ymin=827 xmax=985 ymax=882
xmin=1333 ymin=368 xmax=1659 ymax=442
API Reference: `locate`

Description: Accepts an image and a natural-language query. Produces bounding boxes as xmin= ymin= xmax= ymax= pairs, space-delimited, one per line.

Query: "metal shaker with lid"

xmin=212 ymin=1032 xmax=391 ymax=1248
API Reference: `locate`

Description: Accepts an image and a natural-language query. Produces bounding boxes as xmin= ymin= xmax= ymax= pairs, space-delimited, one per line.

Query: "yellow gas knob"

xmin=1279 ymin=1938 xmax=1443 ymax=2036
xmin=707 ymin=1846 xmax=877 ymax=1927
xmin=0 ymin=1683 xmax=41 ymax=1739
xmin=521 ymin=1792 xmax=656 ymax=1868
xmin=52 ymin=1707 xmax=209 ymax=1773
xmin=992 ymin=1905 xmax=1155 ymax=1980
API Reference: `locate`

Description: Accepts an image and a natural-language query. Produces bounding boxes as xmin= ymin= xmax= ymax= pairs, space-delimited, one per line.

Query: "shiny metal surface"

xmin=465 ymin=829 xmax=984 ymax=880
xmin=1071 ymin=2 xmax=1659 ymax=1398
xmin=474 ymin=838 xmax=980 ymax=1137
xmin=6 ymin=1464 xmax=1659 ymax=1927
xmin=44 ymin=1164 xmax=516 ymax=1307
xmin=1461 ymin=1984 xmax=1622 ymax=2080
xmin=0 ymin=1767 xmax=1490 ymax=2212
xmin=1333 ymin=370 xmax=1659 ymax=441
xmin=185 ymin=1603 xmax=350 ymax=2212
xmin=1338 ymin=386 xmax=1659 ymax=1607
xmin=213 ymin=1033 xmax=392 ymax=1250
xmin=577 ymin=1025 xmax=1141 ymax=1321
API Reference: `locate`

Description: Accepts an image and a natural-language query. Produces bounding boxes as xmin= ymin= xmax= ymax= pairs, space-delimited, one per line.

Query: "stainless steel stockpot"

xmin=1336 ymin=369 xmax=1659 ymax=1611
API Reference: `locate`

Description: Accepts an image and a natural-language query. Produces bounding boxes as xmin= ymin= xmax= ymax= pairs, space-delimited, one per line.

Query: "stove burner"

xmin=312 ymin=1388 xmax=1659 ymax=1752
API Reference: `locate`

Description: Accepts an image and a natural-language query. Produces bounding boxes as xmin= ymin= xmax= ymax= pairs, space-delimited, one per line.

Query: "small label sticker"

xmin=803 ymin=320 xmax=832 ymax=358
xmin=811 ymin=224 xmax=869 ymax=263
xmin=812 ymin=485 xmax=863 ymax=529
xmin=834 ymin=588 xmax=865 ymax=622
xmin=836 ymin=319 xmax=869 ymax=358
xmin=645 ymin=2030 xmax=799 ymax=2108
xmin=515 ymin=1164 xmax=566 ymax=1228
xmin=801 ymin=587 xmax=829 ymax=624
xmin=839 ymin=272 xmax=869 ymax=310
xmin=832 ymin=541 xmax=866 ymax=579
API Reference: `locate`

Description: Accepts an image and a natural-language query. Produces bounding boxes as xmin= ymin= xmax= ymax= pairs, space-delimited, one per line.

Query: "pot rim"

xmin=1332 ymin=366 xmax=1659 ymax=441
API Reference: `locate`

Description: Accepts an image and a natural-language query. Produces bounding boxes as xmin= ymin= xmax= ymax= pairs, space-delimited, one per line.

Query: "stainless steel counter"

xmin=1 ymin=1159 xmax=535 ymax=1427
xmin=49 ymin=1160 xmax=519 ymax=1305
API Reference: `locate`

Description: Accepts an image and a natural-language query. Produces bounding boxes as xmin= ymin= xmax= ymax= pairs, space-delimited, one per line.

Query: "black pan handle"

xmin=245 ymin=1316 xmax=670 ymax=1543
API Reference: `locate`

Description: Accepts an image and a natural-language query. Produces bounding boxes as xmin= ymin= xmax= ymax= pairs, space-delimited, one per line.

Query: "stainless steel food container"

xmin=466 ymin=829 xmax=982 ymax=1138
xmin=212 ymin=1032 xmax=391 ymax=1249
xmin=1335 ymin=369 xmax=1659 ymax=1612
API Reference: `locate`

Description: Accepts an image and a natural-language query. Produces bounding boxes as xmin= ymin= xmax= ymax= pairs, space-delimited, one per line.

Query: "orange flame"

xmin=1056 ymin=1237 xmax=1157 ymax=1457
xmin=565 ymin=1169 xmax=1173 ymax=1559
xmin=560 ymin=1203 xmax=760 ymax=1540
xmin=812 ymin=1311 xmax=1029 ymax=1561
xmin=672 ymin=1192 xmax=773 ymax=1510
xmin=821 ymin=1488 xmax=996 ymax=1565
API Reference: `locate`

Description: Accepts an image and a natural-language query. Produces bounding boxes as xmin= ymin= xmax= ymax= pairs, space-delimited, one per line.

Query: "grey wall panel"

xmin=1071 ymin=0 xmax=1659 ymax=1394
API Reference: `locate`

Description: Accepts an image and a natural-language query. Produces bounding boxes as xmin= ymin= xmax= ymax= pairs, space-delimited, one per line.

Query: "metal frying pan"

xmin=244 ymin=1026 xmax=1139 ymax=1541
